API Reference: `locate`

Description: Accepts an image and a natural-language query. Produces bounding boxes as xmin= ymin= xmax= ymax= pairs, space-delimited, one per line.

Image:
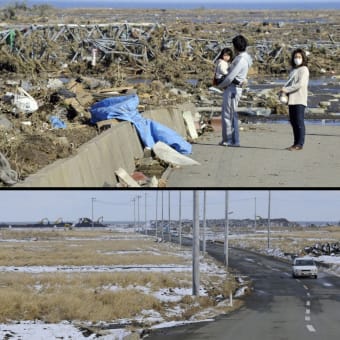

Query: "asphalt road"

xmin=166 ymin=123 xmax=340 ymax=187
xmin=147 ymin=242 xmax=340 ymax=340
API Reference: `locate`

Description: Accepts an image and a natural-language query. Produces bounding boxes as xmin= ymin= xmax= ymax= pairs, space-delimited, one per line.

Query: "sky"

xmin=1 ymin=190 xmax=340 ymax=223
xmin=1 ymin=0 xmax=338 ymax=5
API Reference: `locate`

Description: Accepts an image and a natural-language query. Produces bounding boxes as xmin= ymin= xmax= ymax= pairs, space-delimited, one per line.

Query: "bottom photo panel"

xmin=0 ymin=190 xmax=339 ymax=339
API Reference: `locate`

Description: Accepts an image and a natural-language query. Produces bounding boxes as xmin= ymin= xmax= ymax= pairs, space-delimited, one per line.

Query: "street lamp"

xmin=267 ymin=191 xmax=271 ymax=250
xmin=168 ymin=191 xmax=171 ymax=242
xmin=203 ymin=190 xmax=207 ymax=257
xmin=193 ymin=190 xmax=200 ymax=296
xmin=179 ymin=191 xmax=182 ymax=247
xmin=132 ymin=197 xmax=136 ymax=232
xmin=137 ymin=195 xmax=141 ymax=232
xmin=155 ymin=191 xmax=158 ymax=238
xmin=91 ymin=197 xmax=96 ymax=229
xmin=145 ymin=192 xmax=147 ymax=235
xmin=224 ymin=191 xmax=234 ymax=268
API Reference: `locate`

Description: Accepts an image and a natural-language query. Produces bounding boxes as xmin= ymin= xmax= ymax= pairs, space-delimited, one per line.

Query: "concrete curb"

xmin=15 ymin=103 xmax=195 ymax=187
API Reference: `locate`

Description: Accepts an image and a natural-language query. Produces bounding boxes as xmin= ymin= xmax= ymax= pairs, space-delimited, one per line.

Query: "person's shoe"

xmin=219 ymin=141 xmax=228 ymax=146
xmin=286 ymin=145 xmax=303 ymax=151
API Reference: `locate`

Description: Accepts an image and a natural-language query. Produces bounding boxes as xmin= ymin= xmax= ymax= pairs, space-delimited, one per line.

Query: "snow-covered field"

xmin=0 ymin=228 xmax=239 ymax=340
xmin=1 ymin=226 xmax=339 ymax=339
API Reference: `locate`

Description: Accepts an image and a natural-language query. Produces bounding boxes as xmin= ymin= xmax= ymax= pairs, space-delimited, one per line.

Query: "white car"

xmin=292 ymin=257 xmax=318 ymax=279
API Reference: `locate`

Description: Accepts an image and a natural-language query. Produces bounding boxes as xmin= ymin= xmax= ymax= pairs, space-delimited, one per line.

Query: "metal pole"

xmin=137 ymin=195 xmax=141 ymax=233
xmin=224 ymin=191 xmax=229 ymax=267
xmin=267 ymin=191 xmax=271 ymax=250
xmin=179 ymin=191 xmax=182 ymax=248
xmin=91 ymin=197 xmax=96 ymax=229
xmin=168 ymin=191 xmax=171 ymax=242
xmin=132 ymin=198 xmax=136 ymax=232
xmin=254 ymin=197 xmax=257 ymax=230
xmin=145 ymin=192 xmax=147 ymax=235
xmin=161 ymin=191 xmax=164 ymax=239
xmin=193 ymin=190 xmax=200 ymax=296
xmin=203 ymin=190 xmax=207 ymax=256
xmin=155 ymin=191 xmax=158 ymax=238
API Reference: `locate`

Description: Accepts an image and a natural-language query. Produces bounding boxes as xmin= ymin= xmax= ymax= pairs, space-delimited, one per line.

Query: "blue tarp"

xmin=49 ymin=115 xmax=66 ymax=129
xmin=90 ymin=94 xmax=192 ymax=154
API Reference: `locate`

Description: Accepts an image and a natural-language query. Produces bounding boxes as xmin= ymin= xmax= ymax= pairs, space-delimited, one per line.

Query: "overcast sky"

xmin=1 ymin=190 xmax=340 ymax=223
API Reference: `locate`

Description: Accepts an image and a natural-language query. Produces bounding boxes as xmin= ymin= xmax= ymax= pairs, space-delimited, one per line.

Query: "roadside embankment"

xmin=15 ymin=103 xmax=197 ymax=187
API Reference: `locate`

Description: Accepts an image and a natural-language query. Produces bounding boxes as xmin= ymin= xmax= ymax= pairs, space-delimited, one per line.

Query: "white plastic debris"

xmin=13 ymin=87 xmax=38 ymax=114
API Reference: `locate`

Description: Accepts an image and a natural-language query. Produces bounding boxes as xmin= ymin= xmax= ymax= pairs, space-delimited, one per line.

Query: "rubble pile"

xmin=303 ymin=242 xmax=340 ymax=257
xmin=0 ymin=6 xmax=339 ymax=185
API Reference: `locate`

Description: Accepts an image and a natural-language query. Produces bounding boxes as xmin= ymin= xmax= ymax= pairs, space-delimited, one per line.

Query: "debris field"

xmin=0 ymin=6 xmax=339 ymax=186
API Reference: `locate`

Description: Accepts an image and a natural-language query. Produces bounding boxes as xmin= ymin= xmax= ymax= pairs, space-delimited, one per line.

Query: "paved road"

xmin=167 ymin=123 xmax=340 ymax=187
xmin=147 ymin=243 xmax=340 ymax=340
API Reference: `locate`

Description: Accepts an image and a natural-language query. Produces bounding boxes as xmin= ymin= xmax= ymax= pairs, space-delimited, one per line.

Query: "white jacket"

xmin=215 ymin=59 xmax=229 ymax=80
xmin=283 ymin=66 xmax=309 ymax=107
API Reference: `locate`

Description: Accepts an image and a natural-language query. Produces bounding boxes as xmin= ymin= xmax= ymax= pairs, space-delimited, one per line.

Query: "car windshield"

xmin=295 ymin=259 xmax=315 ymax=266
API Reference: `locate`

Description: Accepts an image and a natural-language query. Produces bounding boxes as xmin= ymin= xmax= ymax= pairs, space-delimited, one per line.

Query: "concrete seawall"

xmin=16 ymin=104 xmax=196 ymax=187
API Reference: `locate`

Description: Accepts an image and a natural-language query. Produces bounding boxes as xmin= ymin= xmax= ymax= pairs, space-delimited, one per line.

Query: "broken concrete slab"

xmin=115 ymin=167 xmax=140 ymax=187
xmin=153 ymin=141 xmax=200 ymax=167
xmin=183 ymin=110 xmax=198 ymax=140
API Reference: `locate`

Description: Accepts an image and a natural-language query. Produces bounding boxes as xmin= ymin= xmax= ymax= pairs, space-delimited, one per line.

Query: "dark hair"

xmin=232 ymin=35 xmax=248 ymax=52
xmin=291 ymin=48 xmax=308 ymax=68
xmin=218 ymin=47 xmax=233 ymax=60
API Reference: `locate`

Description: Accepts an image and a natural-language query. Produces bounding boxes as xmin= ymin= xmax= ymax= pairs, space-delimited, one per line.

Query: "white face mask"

xmin=294 ymin=58 xmax=303 ymax=66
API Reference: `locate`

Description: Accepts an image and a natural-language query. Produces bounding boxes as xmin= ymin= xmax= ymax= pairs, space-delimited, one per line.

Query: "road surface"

xmin=166 ymin=123 xmax=340 ymax=187
xmin=147 ymin=242 xmax=340 ymax=340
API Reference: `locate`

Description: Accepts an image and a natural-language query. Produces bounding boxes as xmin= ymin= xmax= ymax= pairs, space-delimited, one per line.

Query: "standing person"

xmin=214 ymin=48 xmax=233 ymax=85
xmin=280 ymin=48 xmax=309 ymax=151
xmin=217 ymin=35 xmax=252 ymax=147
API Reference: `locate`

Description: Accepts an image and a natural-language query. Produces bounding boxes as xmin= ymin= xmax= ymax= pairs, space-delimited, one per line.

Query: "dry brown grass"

xmin=0 ymin=272 xmax=162 ymax=322
xmin=0 ymin=229 xmax=238 ymax=326
xmin=0 ymin=230 xmax=187 ymax=266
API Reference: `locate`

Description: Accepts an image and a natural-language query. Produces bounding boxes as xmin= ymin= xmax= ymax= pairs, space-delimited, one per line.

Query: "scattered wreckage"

xmin=303 ymin=242 xmax=340 ymax=257
xmin=0 ymin=9 xmax=339 ymax=186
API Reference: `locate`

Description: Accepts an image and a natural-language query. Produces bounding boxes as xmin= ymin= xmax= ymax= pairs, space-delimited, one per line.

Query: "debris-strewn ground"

xmin=0 ymin=5 xmax=339 ymax=185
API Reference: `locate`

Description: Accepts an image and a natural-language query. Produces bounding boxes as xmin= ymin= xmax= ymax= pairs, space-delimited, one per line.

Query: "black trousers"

xmin=289 ymin=104 xmax=306 ymax=146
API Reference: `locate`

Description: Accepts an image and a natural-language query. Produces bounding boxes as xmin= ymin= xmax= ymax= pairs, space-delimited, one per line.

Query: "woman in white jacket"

xmin=281 ymin=48 xmax=309 ymax=151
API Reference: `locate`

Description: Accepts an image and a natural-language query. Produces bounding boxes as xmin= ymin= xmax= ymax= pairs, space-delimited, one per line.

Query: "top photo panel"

xmin=1 ymin=1 xmax=339 ymax=187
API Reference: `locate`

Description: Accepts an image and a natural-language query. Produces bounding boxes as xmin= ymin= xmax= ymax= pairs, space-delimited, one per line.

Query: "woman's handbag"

xmin=279 ymin=92 xmax=289 ymax=104
xmin=278 ymin=71 xmax=296 ymax=105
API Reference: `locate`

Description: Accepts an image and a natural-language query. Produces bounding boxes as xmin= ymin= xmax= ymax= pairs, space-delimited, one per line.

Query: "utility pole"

xmin=137 ymin=195 xmax=141 ymax=233
xmin=267 ymin=191 xmax=271 ymax=250
xmin=168 ymin=191 xmax=171 ymax=242
xmin=155 ymin=191 xmax=158 ymax=238
xmin=161 ymin=191 xmax=164 ymax=239
xmin=203 ymin=190 xmax=207 ymax=257
xmin=179 ymin=191 xmax=182 ymax=248
xmin=132 ymin=197 xmax=136 ymax=232
xmin=224 ymin=191 xmax=229 ymax=267
xmin=193 ymin=190 xmax=200 ymax=296
xmin=254 ymin=197 xmax=257 ymax=230
xmin=145 ymin=192 xmax=147 ymax=235
xmin=91 ymin=197 xmax=96 ymax=229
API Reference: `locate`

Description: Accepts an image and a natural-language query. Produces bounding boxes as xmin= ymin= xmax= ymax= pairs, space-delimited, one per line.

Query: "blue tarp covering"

xmin=90 ymin=94 xmax=192 ymax=154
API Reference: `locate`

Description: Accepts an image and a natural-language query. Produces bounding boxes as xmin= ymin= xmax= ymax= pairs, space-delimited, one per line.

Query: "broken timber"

xmin=0 ymin=23 xmax=338 ymax=73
